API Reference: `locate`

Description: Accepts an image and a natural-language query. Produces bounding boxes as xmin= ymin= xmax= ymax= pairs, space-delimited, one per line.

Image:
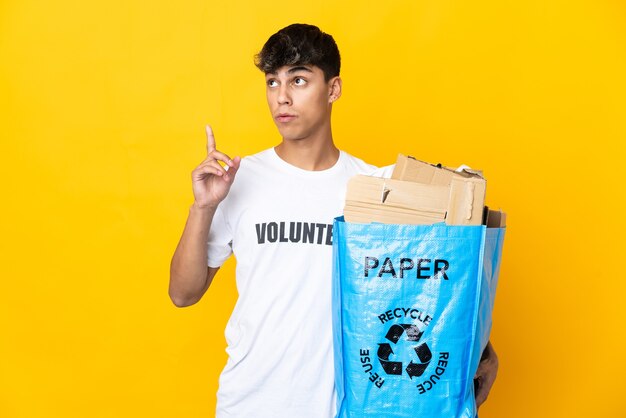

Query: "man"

xmin=169 ymin=23 xmax=498 ymax=418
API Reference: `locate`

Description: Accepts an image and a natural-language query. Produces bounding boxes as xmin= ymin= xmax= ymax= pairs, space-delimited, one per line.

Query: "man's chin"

xmin=278 ymin=130 xmax=307 ymax=141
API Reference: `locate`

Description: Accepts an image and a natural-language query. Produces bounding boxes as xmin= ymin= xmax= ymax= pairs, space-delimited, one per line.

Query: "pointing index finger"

xmin=205 ymin=124 xmax=216 ymax=154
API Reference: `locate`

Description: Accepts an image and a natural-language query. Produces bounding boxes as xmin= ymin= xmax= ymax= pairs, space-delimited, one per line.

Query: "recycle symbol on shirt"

xmin=377 ymin=324 xmax=432 ymax=378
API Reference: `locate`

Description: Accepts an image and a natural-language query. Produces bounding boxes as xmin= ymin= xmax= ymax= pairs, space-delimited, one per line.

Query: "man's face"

xmin=265 ymin=65 xmax=338 ymax=141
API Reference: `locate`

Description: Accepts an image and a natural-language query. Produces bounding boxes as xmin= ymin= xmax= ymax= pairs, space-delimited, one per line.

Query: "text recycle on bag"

xmin=332 ymin=217 xmax=505 ymax=418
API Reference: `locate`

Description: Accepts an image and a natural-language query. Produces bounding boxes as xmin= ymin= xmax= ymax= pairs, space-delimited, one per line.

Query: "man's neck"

xmin=274 ymin=128 xmax=340 ymax=171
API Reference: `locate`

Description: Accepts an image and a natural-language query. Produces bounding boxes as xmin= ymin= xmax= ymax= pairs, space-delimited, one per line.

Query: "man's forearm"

xmin=169 ymin=203 xmax=218 ymax=306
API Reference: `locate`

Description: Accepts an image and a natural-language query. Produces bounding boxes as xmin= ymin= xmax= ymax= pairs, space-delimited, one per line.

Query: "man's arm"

xmin=168 ymin=125 xmax=240 ymax=307
xmin=169 ymin=203 xmax=221 ymax=307
xmin=474 ymin=340 xmax=499 ymax=408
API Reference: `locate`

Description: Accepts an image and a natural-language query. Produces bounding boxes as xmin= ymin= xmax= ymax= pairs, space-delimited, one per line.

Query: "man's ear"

xmin=328 ymin=76 xmax=342 ymax=103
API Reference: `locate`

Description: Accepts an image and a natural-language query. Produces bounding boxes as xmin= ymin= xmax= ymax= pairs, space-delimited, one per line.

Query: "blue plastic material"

xmin=332 ymin=217 xmax=505 ymax=418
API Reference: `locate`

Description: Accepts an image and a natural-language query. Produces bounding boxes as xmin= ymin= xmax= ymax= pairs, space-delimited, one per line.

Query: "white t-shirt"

xmin=207 ymin=147 xmax=380 ymax=418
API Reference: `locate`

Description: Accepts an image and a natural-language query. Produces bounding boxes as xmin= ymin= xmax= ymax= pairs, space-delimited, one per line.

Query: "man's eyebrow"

xmin=265 ymin=66 xmax=314 ymax=78
xmin=286 ymin=66 xmax=313 ymax=74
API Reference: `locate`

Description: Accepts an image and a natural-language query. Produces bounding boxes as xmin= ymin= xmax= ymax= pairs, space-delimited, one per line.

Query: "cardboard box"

xmin=344 ymin=154 xmax=488 ymax=226
xmin=485 ymin=207 xmax=507 ymax=228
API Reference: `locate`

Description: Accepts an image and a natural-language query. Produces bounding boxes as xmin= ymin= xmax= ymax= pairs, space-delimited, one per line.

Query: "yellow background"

xmin=1 ymin=0 xmax=624 ymax=417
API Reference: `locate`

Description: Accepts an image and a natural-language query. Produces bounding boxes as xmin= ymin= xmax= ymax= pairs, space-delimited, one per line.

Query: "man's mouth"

xmin=276 ymin=113 xmax=297 ymax=123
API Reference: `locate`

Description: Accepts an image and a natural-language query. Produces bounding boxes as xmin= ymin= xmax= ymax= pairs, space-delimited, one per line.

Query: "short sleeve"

xmin=206 ymin=203 xmax=233 ymax=268
xmin=369 ymin=164 xmax=395 ymax=178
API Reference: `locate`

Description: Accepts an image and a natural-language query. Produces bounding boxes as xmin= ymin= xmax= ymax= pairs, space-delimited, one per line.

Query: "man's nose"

xmin=277 ymin=84 xmax=291 ymax=105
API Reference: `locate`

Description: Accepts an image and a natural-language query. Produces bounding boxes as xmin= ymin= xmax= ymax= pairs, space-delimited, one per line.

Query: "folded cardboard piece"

xmin=345 ymin=154 xmax=506 ymax=227
xmin=485 ymin=207 xmax=507 ymax=228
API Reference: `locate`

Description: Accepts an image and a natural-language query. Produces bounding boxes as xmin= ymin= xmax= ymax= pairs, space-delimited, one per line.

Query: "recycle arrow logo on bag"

xmin=377 ymin=324 xmax=433 ymax=378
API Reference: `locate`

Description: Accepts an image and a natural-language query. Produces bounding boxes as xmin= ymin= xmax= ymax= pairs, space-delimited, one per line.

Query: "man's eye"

xmin=267 ymin=80 xmax=278 ymax=87
xmin=294 ymin=77 xmax=307 ymax=85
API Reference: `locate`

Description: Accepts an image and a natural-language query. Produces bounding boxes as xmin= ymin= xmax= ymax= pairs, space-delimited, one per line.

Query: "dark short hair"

xmin=255 ymin=23 xmax=340 ymax=82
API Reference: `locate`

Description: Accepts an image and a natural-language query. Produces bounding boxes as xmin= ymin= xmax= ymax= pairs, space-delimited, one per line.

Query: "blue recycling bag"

xmin=332 ymin=217 xmax=505 ymax=418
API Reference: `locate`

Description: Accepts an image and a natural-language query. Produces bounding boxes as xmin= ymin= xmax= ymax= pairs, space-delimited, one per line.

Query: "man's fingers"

xmin=193 ymin=165 xmax=223 ymax=179
xmin=205 ymin=124 xmax=216 ymax=154
xmin=223 ymin=156 xmax=241 ymax=182
xmin=474 ymin=367 xmax=488 ymax=407
xmin=194 ymin=160 xmax=228 ymax=178
xmin=231 ymin=155 xmax=241 ymax=169
xmin=475 ymin=374 xmax=494 ymax=407
xmin=202 ymin=160 xmax=229 ymax=176
xmin=204 ymin=125 xmax=237 ymax=169
xmin=202 ymin=125 xmax=240 ymax=182
xmin=194 ymin=153 xmax=241 ymax=182
xmin=209 ymin=149 xmax=234 ymax=167
xmin=473 ymin=350 xmax=498 ymax=408
xmin=475 ymin=378 xmax=486 ymax=407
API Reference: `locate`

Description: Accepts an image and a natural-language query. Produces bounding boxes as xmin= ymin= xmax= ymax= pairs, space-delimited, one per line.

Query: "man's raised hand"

xmin=191 ymin=125 xmax=241 ymax=209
